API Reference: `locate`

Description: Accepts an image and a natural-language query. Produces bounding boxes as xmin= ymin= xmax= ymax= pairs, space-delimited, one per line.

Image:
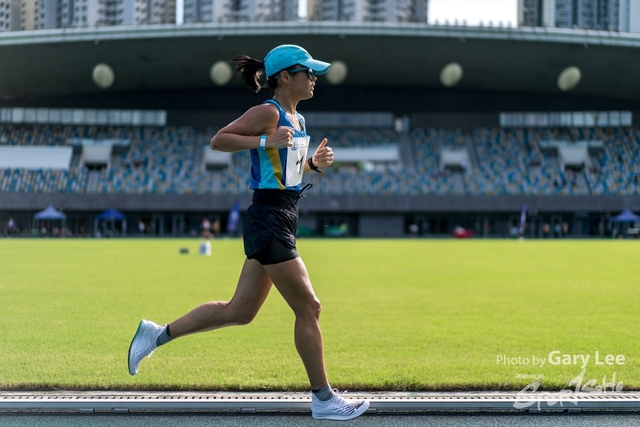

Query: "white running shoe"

xmin=311 ymin=391 xmax=370 ymax=420
xmin=128 ymin=319 xmax=163 ymax=376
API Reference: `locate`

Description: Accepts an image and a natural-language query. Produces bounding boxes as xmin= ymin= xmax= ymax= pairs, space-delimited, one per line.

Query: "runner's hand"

xmin=266 ymin=127 xmax=294 ymax=148
xmin=312 ymin=139 xmax=333 ymax=168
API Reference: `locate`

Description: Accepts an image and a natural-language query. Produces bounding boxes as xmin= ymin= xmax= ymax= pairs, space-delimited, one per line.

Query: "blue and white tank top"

xmin=249 ymin=99 xmax=310 ymax=192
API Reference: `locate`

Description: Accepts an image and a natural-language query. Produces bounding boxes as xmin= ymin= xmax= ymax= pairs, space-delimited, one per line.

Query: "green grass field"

xmin=1 ymin=238 xmax=638 ymax=392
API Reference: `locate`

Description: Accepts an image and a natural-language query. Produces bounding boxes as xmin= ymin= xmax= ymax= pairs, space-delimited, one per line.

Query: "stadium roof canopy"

xmin=1 ymin=22 xmax=640 ymax=111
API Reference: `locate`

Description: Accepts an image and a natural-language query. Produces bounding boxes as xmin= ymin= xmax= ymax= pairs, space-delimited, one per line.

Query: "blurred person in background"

xmin=6 ymin=217 xmax=18 ymax=237
xmin=201 ymin=217 xmax=211 ymax=238
xmin=212 ymin=218 xmax=221 ymax=237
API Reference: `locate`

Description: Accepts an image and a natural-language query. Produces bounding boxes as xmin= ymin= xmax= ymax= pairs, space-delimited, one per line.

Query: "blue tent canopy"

xmin=611 ymin=209 xmax=640 ymax=223
xmin=34 ymin=205 xmax=66 ymax=220
xmin=96 ymin=208 xmax=126 ymax=221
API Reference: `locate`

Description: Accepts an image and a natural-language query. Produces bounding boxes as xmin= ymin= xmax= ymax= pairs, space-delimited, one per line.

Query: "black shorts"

xmin=243 ymin=189 xmax=300 ymax=265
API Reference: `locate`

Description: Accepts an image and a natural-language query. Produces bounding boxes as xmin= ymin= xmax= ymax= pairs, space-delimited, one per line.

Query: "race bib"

xmin=285 ymin=136 xmax=310 ymax=187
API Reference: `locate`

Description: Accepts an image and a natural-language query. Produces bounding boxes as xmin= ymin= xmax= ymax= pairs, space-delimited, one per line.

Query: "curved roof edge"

xmin=2 ymin=22 xmax=640 ymax=48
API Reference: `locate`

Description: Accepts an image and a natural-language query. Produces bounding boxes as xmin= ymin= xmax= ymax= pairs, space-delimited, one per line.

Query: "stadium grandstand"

xmin=1 ymin=22 xmax=639 ymax=238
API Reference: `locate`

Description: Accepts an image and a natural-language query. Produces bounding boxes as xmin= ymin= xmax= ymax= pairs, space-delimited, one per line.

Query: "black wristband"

xmin=308 ymin=157 xmax=322 ymax=173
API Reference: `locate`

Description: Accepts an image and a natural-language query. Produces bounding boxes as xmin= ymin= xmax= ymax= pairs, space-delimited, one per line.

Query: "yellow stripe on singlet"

xmin=266 ymin=148 xmax=285 ymax=190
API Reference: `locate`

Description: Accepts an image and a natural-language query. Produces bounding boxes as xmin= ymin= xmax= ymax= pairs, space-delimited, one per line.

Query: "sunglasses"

xmin=277 ymin=67 xmax=316 ymax=80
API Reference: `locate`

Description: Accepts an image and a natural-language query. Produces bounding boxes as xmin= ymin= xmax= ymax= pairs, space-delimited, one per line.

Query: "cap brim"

xmin=300 ymin=58 xmax=331 ymax=75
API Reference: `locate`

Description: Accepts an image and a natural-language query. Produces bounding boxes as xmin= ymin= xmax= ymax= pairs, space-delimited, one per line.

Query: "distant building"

xmin=518 ymin=0 xmax=555 ymax=27
xmin=631 ymin=0 xmax=640 ymax=31
xmin=148 ymin=0 xmax=175 ymax=24
xmin=20 ymin=0 xmax=36 ymax=30
xmin=307 ymin=0 xmax=427 ymax=22
xmin=0 ymin=0 xmax=21 ymax=31
xmin=183 ymin=0 xmax=297 ymax=23
xmin=12 ymin=0 xmax=175 ymax=31
xmin=39 ymin=0 xmax=61 ymax=28
xmin=519 ymin=0 xmax=634 ymax=32
xmin=68 ymin=0 xmax=104 ymax=27
xmin=0 ymin=0 xmax=10 ymax=31
xmin=183 ymin=0 xmax=213 ymax=22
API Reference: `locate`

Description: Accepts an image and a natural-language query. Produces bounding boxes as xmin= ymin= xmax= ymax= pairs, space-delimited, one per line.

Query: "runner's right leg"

xmin=263 ymin=257 xmax=369 ymax=420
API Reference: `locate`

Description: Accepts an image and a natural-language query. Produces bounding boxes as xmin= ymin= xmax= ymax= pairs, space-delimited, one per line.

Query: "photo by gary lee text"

xmin=496 ymin=351 xmax=625 ymax=369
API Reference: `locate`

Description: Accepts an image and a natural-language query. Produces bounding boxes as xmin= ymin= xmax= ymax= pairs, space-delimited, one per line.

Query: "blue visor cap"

xmin=264 ymin=45 xmax=331 ymax=79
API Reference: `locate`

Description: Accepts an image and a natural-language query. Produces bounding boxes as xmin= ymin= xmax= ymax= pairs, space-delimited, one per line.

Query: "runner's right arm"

xmin=210 ymin=104 xmax=293 ymax=152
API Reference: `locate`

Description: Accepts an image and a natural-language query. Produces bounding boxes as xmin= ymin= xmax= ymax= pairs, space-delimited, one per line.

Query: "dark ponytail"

xmin=228 ymin=55 xmax=278 ymax=93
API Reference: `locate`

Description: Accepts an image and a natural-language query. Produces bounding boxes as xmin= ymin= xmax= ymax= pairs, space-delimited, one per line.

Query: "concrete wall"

xmin=359 ymin=214 xmax=405 ymax=237
xmin=297 ymin=214 xmax=317 ymax=229
xmin=2 ymin=193 xmax=638 ymax=213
